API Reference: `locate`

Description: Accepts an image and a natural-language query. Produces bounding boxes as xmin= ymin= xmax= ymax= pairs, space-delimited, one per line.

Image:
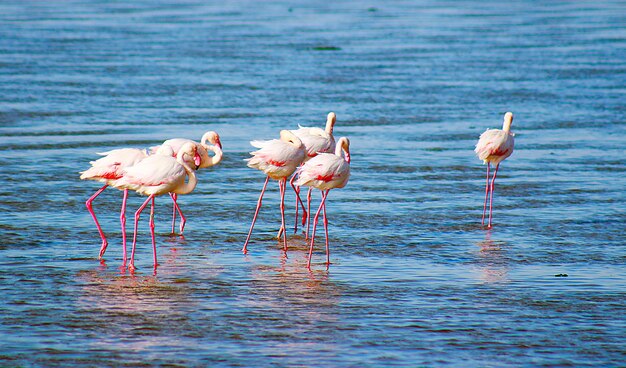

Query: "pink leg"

xmin=279 ymin=178 xmax=288 ymax=251
xmin=305 ymin=187 xmax=312 ymax=239
xmin=290 ymin=171 xmax=307 ymax=234
xmin=129 ymin=194 xmax=155 ymax=271
xmin=170 ymin=193 xmax=178 ymax=234
xmin=169 ymin=193 xmax=186 ymax=235
xmin=481 ymin=163 xmax=491 ymax=226
xmin=290 ymin=174 xmax=299 ymax=234
xmin=86 ymin=184 xmax=109 ymax=258
xmin=149 ymin=196 xmax=158 ymax=269
xmin=118 ymin=189 xmax=129 ymax=264
xmin=308 ymin=190 xmax=329 ymax=269
xmin=488 ymin=164 xmax=500 ymax=229
xmin=322 ymin=197 xmax=330 ymax=265
xmin=242 ymin=176 xmax=270 ymax=253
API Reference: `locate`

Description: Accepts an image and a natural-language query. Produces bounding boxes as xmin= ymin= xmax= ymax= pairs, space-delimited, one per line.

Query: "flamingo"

xmin=474 ymin=112 xmax=515 ymax=228
xmin=243 ymin=130 xmax=306 ymax=253
xmin=114 ymin=142 xmax=201 ymax=271
xmin=295 ymin=137 xmax=350 ymax=268
xmin=80 ymin=148 xmax=149 ymax=262
xmin=290 ymin=112 xmax=337 ymax=235
xmin=152 ymin=131 xmax=224 ymax=235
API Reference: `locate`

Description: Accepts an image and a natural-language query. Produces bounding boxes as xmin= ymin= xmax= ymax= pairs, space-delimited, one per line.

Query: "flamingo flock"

xmin=80 ymin=112 xmax=516 ymax=270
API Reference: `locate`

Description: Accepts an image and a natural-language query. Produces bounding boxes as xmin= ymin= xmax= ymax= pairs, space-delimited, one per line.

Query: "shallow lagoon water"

xmin=1 ymin=0 xmax=625 ymax=366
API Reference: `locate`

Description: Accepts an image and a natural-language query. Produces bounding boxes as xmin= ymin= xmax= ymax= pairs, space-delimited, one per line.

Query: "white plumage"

xmin=246 ymin=130 xmax=305 ymax=180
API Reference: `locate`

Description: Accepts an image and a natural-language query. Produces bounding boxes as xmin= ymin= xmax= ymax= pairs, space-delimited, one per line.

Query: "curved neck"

xmin=502 ymin=113 xmax=513 ymax=133
xmin=325 ymin=112 xmax=336 ymax=135
xmin=335 ymin=137 xmax=350 ymax=163
xmin=173 ymin=160 xmax=198 ymax=195
xmin=203 ymin=144 xmax=223 ymax=167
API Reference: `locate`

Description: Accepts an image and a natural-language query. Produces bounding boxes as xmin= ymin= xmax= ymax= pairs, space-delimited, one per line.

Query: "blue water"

xmin=1 ymin=0 xmax=625 ymax=366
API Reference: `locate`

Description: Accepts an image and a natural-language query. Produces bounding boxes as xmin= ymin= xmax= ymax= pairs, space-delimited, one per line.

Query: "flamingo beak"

xmin=345 ymin=151 xmax=351 ymax=163
xmin=194 ymin=152 xmax=202 ymax=168
xmin=215 ymin=137 xmax=222 ymax=150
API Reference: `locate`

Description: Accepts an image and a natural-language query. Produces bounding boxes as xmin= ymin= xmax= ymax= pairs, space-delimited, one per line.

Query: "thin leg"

xmin=308 ymin=190 xmax=329 ymax=269
xmin=129 ymin=194 xmax=154 ymax=271
xmin=242 ymin=176 xmax=270 ymax=253
xmin=481 ymin=163 xmax=490 ymax=226
xmin=118 ymin=189 xmax=129 ymax=264
xmin=150 ymin=196 xmax=158 ymax=269
xmin=290 ymin=174 xmax=299 ymax=234
xmin=170 ymin=193 xmax=186 ymax=235
xmin=290 ymin=171 xmax=307 ymax=233
xmin=488 ymin=164 xmax=500 ymax=229
xmin=170 ymin=193 xmax=178 ymax=234
xmin=86 ymin=185 xmax=109 ymax=258
xmin=305 ymin=187 xmax=313 ymax=239
xmin=322 ymin=196 xmax=330 ymax=265
xmin=279 ymin=178 xmax=287 ymax=251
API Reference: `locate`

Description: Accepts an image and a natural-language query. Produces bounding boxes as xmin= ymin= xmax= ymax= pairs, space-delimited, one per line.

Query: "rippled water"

xmin=1 ymin=0 xmax=625 ymax=366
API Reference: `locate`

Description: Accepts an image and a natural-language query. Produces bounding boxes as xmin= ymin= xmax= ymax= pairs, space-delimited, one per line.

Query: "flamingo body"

xmin=80 ymin=148 xmax=149 ymax=184
xmin=295 ymin=151 xmax=350 ymax=191
xmin=291 ymin=126 xmax=335 ymax=160
xmin=247 ymin=133 xmax=305 ymax=179
xmin=114 ymin=154 xmax=195 ymax=196
xmin=475 ymin=129 xmax=515 ymax=166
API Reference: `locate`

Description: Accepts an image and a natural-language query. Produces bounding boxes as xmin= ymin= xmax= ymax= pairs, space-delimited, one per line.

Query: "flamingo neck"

xmin=325 ymin=112 xmax=336 ymax=135
xmin=335 ymin=137 xmax=350 ymax=163
xmin=502 ymin=113 xmax=513 ymax=133
xmin=203 ymin=144 xmax=223 ymax=167
xmin=173 ymin=160 xmax=198 ymax=195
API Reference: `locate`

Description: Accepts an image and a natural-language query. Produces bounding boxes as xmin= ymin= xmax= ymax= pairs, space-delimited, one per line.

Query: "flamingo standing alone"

xmin=474 ymin=112 xmax=515 ymax=228
xmin=295 ymin=137 xmax=351 ymax=268
xmin=114 ymin=142 xmax=201 ymax=271
xmin=290 ymin=112 xmax=337 ymax=235
xmin=80 ymin=148 xmax=149 ymax=262
xmin=151 ymin=131 xmax=223 ymax=235
xmin=243 ymin=130 xmax=306 ymax=253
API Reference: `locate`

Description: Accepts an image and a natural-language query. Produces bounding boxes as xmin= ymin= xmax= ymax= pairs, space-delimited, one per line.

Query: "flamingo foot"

xmin=277 ymin=226 xmax=285 ymax=240
xmin=97 ymin=239 xmax=108 ymax=259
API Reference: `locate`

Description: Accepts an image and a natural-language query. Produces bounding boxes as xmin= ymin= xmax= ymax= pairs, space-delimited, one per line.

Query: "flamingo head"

xmin=279 ymin=130 xmax=304 ymax=149
xmin=201 ymin=131 xmax=222 ymax=150
xmin=178 ymin=142 xmax=201 ymax=169
xmin=325 ymin=112 xmax=336 ymax=135
xmin=336 ymin=137 xmax=350 ymax=163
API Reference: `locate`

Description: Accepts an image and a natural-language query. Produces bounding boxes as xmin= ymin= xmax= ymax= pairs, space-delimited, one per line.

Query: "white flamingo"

xmin=475 ymin=112 xmax=515 ymax=228
xmin=243 ymin=130 xmax=306 ymax=253
xmin=114 ymin=142 xmax=201 ymax=271
xmin=295 ymin=137 xmax=350 ymax=268
xmin=290 ymin=112 xmax=337 ymax=236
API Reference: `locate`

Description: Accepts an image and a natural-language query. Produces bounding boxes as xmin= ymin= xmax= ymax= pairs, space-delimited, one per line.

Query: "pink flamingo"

xmin=243 ymin=130 xmax=306 ymax=253
xmin=290 ymin=112 xmax=337 ymax=235
xmin=152 ymin=131 xmax=223 ymax=235
xmin=295 ymin=137 xmax=350 ymax=268
xmin=80 ymin=148 xmax=149 ymax=262
xmin=114 ymin=142 xmax=201 ymax=271
xmin=475 ymin=112 xmax=515 ymax=228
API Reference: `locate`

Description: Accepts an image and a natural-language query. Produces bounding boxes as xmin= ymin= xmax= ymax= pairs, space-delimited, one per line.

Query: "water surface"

xmin=1 ymin=0 xmax=625 ymax=366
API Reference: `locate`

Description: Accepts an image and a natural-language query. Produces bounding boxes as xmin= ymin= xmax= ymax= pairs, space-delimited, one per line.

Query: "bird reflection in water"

xmin=475 ymin=231 xmax=510 ymax=284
